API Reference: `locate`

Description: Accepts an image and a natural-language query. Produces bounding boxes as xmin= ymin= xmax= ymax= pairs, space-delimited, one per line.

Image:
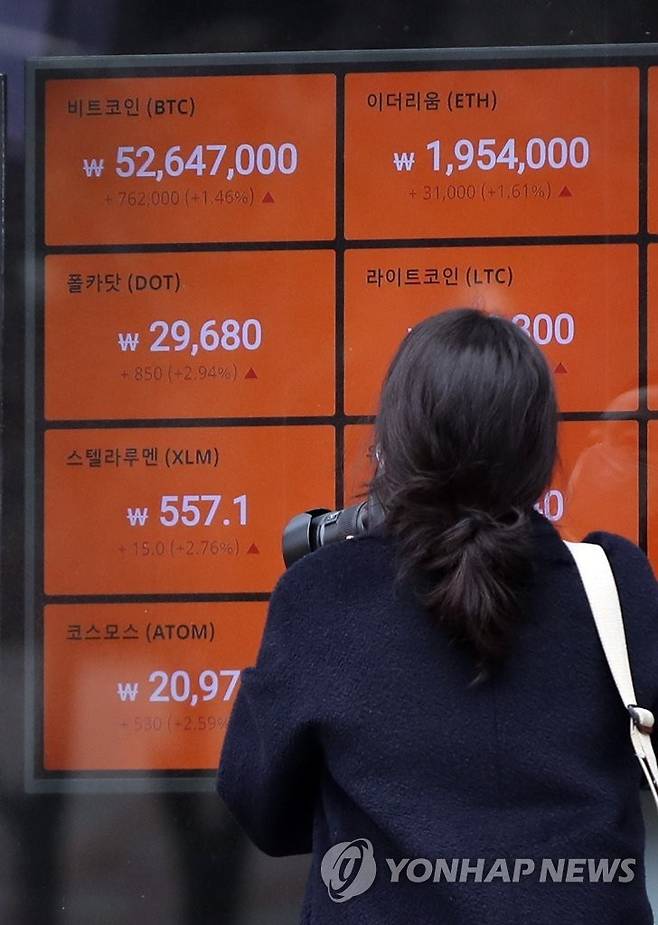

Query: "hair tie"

xmin=459 ymin=508 xmax=494 ymax=539
xmin=460 ymin=507 xmax=527 ymax=539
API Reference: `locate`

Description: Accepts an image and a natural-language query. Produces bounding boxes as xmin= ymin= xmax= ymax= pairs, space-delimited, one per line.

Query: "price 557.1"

xmin=159 ymin=494 xmax=248 ymax=527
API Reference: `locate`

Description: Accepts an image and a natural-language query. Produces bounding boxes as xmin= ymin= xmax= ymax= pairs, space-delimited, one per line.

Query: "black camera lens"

xmin=282 ymin=498 xmax=382 ymax=567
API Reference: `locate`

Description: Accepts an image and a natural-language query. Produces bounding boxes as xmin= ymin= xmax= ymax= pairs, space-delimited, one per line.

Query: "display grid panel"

xmin=25 ymin=46 xmax=656 ymax=790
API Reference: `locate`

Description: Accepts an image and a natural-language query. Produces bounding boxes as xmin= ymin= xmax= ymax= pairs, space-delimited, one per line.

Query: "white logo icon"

xmin=320 ymin=838 xmax=377 ymax=903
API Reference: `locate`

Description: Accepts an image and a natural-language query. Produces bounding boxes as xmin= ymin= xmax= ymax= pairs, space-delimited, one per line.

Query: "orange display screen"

xmin=345 ymin=244 xmax=638 ymax=415
xmin=45 ymin=250 xmax=335 ymax=420
xmin=28 ymin=52 xmax=653 ymax=787
xmin=648 ymin=68 xmax=658 ymax=233
xmin=45 ymin=75 xmax=336 ymax=245
xmin=45 ymin=427 xmax=334 ymax=595
xmin=345 ymin=68 xmax=638 ymax=239
xmin=44 ymin=602 xmax=267 ymax=770
xmin=345 ymin=422 xmax=639 ymax=543
xmin=648 ymin=423 xmax=658 ymax=565
xmin=647 ymin=245 xmax=658 ymax=409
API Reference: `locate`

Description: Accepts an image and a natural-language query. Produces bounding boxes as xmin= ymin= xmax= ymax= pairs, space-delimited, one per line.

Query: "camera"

xmin=282 ymin=497 xmax=384 ymax=567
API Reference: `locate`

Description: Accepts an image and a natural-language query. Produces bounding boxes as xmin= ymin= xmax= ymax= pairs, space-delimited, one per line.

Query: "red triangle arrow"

xmin=559 ymin=186 xmax=572 ymax=198
xmin=247 ymin=543 xmax=260 ymax=554
xmin=554 ymin=362 xmax=567 ymax=374
xmin=245 ymin=367 xmax=257 ymax=379
xmin=262 ymin=192 xmax=274 ymax=203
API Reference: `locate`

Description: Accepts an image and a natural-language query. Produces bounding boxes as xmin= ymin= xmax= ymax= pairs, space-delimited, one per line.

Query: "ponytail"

xmin=368 ymin=308 xmax=557 ymax=682
xmin=383 ymin=496 xmax=534 ymax=683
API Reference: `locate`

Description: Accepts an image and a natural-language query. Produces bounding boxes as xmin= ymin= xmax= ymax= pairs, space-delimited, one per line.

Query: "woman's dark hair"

xmin=368 ymin=308 xmax=558 ymax=683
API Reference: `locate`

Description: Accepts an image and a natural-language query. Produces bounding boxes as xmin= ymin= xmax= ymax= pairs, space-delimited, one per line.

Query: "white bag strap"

xmin=564 ymin=540 xmax=658 ymax=812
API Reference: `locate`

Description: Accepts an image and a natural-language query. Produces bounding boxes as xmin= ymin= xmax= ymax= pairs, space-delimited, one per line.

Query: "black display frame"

xmin=25 ymin=44 xmax=658 ymax=791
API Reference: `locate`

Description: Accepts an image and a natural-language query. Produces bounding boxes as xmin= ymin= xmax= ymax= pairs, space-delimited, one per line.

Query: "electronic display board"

xmin=43 ymin=601 xmax=268 ymax=771
xmin=44 ymin=75 xmax=336 ymax=245
xmin=345 ymin=68 xmax=638 ymax=239
xmin=25 ymin=47 xmax=656 ymax=792
xmin=345 ymin=244 xmax=638 ymax=415
xmin=45 ymin=251 xmax=336 ymax=420
xmin=45 ymin=426 xmax=334 ymax=595
xmin=346 ymin=420 xmax=639 ymax=543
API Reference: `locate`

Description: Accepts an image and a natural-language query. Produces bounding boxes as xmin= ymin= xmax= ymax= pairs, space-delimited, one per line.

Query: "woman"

xmin=217 ymin=308 xmax=658 ymax=923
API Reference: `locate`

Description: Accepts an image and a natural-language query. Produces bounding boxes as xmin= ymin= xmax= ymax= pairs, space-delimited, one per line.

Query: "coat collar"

xmin=528 ymin=506 xmax=574 ymax=562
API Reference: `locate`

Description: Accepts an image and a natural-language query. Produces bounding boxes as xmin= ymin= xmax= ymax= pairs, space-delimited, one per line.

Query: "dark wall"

xmin=109 ymin=0 xmax=658 ymax=53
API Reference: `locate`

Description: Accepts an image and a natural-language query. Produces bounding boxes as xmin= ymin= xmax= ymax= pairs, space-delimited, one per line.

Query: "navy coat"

xmin=217 ymin=509 xmax=658 ymax=923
